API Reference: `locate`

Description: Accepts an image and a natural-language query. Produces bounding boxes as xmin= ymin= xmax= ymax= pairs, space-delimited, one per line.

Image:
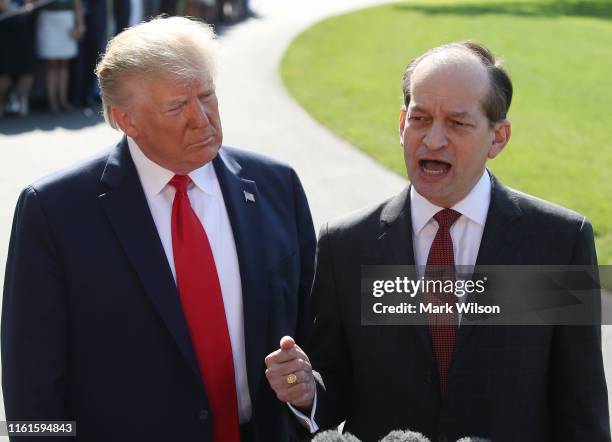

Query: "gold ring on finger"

xmin=286 ymin=373 xmax=298 ymax=385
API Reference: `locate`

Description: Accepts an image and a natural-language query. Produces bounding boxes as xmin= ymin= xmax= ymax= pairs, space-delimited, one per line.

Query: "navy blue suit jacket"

xmin=2 ymin=138 xmax=316 ymax=441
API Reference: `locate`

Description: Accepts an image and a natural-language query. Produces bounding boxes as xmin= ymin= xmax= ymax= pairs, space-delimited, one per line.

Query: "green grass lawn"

xmin=280 ymin=0 xmax=612 ymax=265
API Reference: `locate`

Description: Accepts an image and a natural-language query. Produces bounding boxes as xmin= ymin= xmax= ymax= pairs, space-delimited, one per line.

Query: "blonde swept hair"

xmin=95 ymin=16 xmax=218 ymax=128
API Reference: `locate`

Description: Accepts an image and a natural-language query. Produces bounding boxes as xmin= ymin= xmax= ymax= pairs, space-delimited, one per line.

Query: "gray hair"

xmin=402 ymin=41 xmax=513 ymax=124
xmin=95 ymin=16 xmax=218 ymax=128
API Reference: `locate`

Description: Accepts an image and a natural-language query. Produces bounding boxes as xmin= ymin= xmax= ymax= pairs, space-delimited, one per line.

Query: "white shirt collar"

xmin=410 ymin=170 xmax=491 ymax=234
xmin=127 ymin=136 xmax=216 ymax=197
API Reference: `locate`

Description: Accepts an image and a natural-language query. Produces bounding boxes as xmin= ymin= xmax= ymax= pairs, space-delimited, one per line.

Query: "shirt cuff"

xmin=286 ymin=390 xmax=319 ymax=433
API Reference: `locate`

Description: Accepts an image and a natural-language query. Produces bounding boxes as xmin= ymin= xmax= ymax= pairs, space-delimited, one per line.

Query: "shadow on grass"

xmin=394 ymin=0 xmax=612 ymax=21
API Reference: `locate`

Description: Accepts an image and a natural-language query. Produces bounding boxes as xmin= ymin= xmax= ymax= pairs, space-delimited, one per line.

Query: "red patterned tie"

xmin=425 ymin=208 xmax=461 ymax=397
xmin=169 ymin=175 xmax=240 ymax=442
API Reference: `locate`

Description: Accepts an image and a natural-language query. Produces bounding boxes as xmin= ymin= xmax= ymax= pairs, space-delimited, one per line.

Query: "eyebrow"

xmin=408 ymin=106 xmax=477 ymax=122
xmin=408 ymin=105 xmax=428 ymax=114
xmin=447 ymin=111 xmax=475 ymax=121
xmin=165 ymin=97 xmax=188 ymax=108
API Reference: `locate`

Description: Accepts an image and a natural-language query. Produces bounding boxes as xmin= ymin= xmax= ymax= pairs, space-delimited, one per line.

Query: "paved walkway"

xmin=0 ymin=0 xmax=610 ymax=431
xmin=214 ymin=0 xmax=406 ymax=228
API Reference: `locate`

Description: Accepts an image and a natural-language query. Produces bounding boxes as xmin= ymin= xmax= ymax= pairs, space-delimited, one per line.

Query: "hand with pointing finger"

xmin=264 ymin=336 xmax=316 ymax=411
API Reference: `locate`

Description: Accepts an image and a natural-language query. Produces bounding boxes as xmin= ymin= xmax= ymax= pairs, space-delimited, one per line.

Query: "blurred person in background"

xmin=70 ymin=0 xmax=107 ymax=107
xmin=36 ymin=0 xmax=84 ymax=112
xmin=0 ymin=0 xmax=36 ymax=116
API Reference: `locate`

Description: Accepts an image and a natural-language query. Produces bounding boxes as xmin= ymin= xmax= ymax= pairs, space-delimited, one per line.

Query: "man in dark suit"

xmin=264 ymin=41 xmax=610 ymax=441
xmin=2 ymin=17 xmax=315 ymax=442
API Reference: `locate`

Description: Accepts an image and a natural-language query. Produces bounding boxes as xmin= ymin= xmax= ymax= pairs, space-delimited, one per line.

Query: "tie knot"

xmin=169 ymin=175 xmax=191 ymax=194
xmin=433 ymin=208 xmax=461 ymax=228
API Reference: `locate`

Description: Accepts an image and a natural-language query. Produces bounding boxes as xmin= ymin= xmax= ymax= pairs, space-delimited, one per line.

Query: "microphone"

xmin=312 ymin=430 xmax=362 ymax=442
xmin=379 ymin=430 xmax=431 ymax=442
xmin=457 ymin=438 xmax=491 ymax=442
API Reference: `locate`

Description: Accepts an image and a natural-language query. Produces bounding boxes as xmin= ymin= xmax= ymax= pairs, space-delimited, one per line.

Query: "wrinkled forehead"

xmin=118 ymin=73 xmax=214 ymax=110
xmin=162 ymin=73 xmax=215 ymax=91
xmin=409 ymin=50 xmax=489 ymax=110
xmin=152 ymin=63 xmax=215 ymax=88
xmin=131 ymin=70 xmax=215 ymax=93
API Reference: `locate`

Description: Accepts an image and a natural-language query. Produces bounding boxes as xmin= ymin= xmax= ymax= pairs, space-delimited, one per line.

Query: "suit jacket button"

xmin=198 ymin=409 xmax=209 ymax=421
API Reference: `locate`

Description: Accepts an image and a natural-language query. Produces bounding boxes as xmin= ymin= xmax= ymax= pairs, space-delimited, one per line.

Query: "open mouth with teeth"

xmin=420 ymin=159 xmax=451 ymax=175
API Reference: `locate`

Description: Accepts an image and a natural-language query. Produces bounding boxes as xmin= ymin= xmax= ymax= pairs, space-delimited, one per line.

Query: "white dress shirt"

xmin=411 ymin=170 xmax=491 ymax=319
xmin=128 ymin=138 xmax=252 ymax=423
xmin=410 ymin=170 xmax=491 ymax=272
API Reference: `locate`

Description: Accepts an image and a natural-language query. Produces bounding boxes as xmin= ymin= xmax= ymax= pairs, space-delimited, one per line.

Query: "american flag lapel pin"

xmin=243 ymin=190 xmax=255 ymax=203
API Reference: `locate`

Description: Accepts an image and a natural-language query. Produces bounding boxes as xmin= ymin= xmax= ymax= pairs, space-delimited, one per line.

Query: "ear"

xmin=488 ymin=119 xmax=511 ymax=159
xmin=110 ymin=106 xmax=140 ymax=139
xmin=399 ymin=109 xmax=407 ymax=146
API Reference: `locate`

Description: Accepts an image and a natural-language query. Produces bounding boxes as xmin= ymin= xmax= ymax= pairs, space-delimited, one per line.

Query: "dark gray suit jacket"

xmin=306 ymin=174 xmax=610 ymax=442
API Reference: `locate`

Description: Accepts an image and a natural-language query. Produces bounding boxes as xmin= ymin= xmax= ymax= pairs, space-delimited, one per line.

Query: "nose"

xmin=188 ymin=99 xmax=210 ymax=129
xmin=423 ymin=120 xmax=447 ymax=151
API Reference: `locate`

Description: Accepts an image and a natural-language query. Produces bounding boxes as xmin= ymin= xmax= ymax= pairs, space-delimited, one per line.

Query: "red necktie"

xmin=169 ymin=175 xmax=240 ymax=442
xmin=425 ymin=208 xmax=461 ymax=397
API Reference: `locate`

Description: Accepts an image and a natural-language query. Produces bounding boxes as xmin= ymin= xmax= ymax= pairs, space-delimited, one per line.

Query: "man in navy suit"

xmin=2 ymin=16 xmax=315 ymax=442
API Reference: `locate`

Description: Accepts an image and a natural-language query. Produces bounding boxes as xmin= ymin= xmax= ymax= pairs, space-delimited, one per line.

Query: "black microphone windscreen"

xmin=457 ymin=438 xmax=491 ymax=442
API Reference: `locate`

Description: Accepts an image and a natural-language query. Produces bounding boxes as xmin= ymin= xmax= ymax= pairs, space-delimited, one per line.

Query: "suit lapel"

xmin=98 ymin=138 xmax=201 ymax=379
xmin=378 ymin=186 xmax=436 ymax=366
xmin=378 ymin=187 xmax=415 ymax=265
xmin=474 ymin=175 xmax=522 ymax=265
xmin=455 ymin=173 xmax=523 ymax=351
xmin=213 ymin=149 xmax=268 ymax=405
